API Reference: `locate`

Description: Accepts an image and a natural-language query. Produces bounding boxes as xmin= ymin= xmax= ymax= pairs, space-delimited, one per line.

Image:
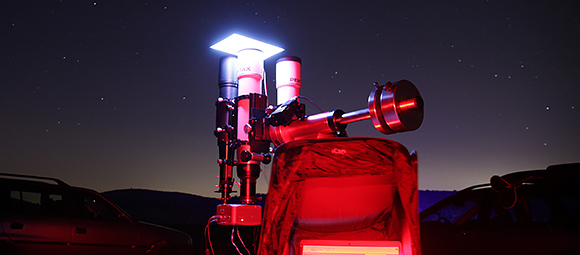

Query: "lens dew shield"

xmin=276 ymin=56 xmax=302 ymax=105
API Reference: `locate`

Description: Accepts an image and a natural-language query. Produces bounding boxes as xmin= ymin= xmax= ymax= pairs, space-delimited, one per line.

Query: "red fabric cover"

xmin=257 ymin=137 xmax=420 ymax=255
xmin=295 ymin=175 xmax=397 ymax=232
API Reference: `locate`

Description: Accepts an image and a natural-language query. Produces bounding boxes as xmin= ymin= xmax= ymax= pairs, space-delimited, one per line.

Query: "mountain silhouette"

xmin=102 ymin=189 xmax=222 ymax=225
xmin=102 ymin=189 xmax=452 ymax=226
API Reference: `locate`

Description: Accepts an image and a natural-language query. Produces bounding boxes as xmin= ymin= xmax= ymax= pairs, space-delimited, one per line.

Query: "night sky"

xmin=2 ymin=1 xmax=579 ymax=198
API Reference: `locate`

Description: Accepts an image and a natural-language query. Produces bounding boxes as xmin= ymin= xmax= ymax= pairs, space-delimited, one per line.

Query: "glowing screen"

xmin=301 ymin=240 xmax=401 ymax=255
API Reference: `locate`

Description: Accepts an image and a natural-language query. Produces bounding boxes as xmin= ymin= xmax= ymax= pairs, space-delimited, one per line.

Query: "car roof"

xmin=0 ymin=173 xmax=113 ymax=199
xmin=0 ymin=173 xmax=70 ymax=187
xmin=420 ymin=163 xmax=580 ymax=218
xmin=499 ymin=169 xmax=544 ymax=184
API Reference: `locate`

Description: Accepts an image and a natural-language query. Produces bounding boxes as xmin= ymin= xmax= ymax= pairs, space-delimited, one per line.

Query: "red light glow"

xmin=397 ymin=98 xmax=418 ymax=111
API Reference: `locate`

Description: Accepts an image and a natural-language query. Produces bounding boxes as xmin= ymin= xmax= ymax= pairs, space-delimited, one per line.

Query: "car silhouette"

xmin=0 ymin=173 xmax=194 ymax=255
xmin=419 ymin=163 xmax=580 ymax=255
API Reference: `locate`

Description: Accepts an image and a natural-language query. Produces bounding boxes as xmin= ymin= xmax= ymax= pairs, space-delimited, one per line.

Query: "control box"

xmin=217 ymin=204 xmax=262 ymax=226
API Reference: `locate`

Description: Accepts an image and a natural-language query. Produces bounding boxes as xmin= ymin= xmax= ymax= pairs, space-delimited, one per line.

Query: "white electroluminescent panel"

xmin=210 ymin=33 xmax=284 ymax=59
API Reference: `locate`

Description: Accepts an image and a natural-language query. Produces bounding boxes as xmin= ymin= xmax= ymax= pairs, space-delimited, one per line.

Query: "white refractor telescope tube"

xmin=236 ymin=48 xmax=264 ymax=140
xmin=237 ymin=48 xmax=264 ymax=96
xmin=276 ymin=56 xmax=301 ymax=105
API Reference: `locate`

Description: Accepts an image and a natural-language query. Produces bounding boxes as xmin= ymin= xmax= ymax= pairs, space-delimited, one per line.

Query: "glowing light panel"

xmin=301 ymin=240 xmax=401 ymax=255
xmin=210 ymin=33 xmax=284 ymax=59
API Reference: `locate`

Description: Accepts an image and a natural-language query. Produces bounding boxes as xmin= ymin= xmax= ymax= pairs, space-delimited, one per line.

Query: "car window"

xmin=493 ymin=196 xmax=567 ymax=224
xmin=73 ymin=192 xmax=124 ymax=221
xmin=556 ymin=195 xmax=578 ymax=222
xmin=528 ymin=197 xmax=551 ymax=222
xmin=7 ymin=189 xmax=67 ymax=217
xmin=422 ymin=200 xmax=479 ymax=224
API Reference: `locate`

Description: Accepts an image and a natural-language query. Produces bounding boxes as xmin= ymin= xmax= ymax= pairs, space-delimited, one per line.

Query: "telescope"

xmin=210 ymin=34 xmax=423 ymax=225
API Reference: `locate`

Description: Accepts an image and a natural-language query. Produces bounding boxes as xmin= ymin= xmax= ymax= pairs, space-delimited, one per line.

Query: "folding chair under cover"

xmin=258 ymin=137 xmax=421 ymax=255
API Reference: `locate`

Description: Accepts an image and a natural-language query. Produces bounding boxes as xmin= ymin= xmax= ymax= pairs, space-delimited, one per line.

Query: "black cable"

xmin=298 ymin=95 xmax=324 ymax=113
xmin=205 ymin=216 xmax=221 ymax=255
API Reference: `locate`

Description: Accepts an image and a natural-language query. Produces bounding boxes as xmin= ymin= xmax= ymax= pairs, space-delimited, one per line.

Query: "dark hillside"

xmin=103 ymin=189 xmax=453 ymax=225
xmin=102 ymin=189 xmax=221 ymax=226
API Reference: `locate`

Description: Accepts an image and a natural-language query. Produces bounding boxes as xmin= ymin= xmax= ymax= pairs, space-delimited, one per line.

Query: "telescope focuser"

xmin=267 ymin=80 xmax=424 ymax=146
